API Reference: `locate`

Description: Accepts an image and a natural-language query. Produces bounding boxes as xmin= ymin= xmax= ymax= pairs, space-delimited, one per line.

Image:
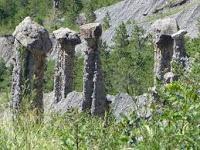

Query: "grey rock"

xmin=44 ymin=91 xmax=155 ymax=121
xmin=152 ymin=18 xmax=188 ymax=85
xmin=51 ymin=91 xmax=83 ymax=114
xmin=0 ymin=35 xmax=15 ymax=66
xmin=153 ymin=17 xmax=175 ymax=85
xmin=164 ymin=72 xmax=176 ymax=84
xmin=11 ymin=16 xmax=52 ymax=114
xmin=95 ymin=0 xmax=200 ymax=45
xmin=112 ymin=93 xmax=136 ymax=120
xmin=172 ymin=29 xmax=189 ymax=70
xmin=80 ymin=23 xmax=108 ymax=116
xmin=13 ymin=17 xmax=52 ymax=55
xmin=154 ymin=34 xmax=174 ymax=84
xmin=53 ymin=28 xmax=81 ymax=103
xmin=135 ymin=94 xmax=152 ymax=119
xmin=151 ymin=17 xmax=178 ymax=35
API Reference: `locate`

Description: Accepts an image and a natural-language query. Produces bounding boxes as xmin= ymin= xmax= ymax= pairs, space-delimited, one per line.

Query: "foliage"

xmin=44 ymin=60 xmax=55 ymax=93
xmin=101 ymin=22 xmax=154 ymax=95
xmin=0 ymin=0 xmax=52 ymax=35
xmin=120 ymin=81 xmax=200 ymax=149
xmin=74 ymin=55 xmax=84 ymax=92
xmin=0 ymin=110 xmax=127 ymax=149
xmin=0 ymin=0 xmax=120 ymax=35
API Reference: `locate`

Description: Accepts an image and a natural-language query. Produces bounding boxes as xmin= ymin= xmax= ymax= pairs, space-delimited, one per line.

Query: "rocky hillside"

xmin=95 ymin=0 xmax=200 ymax=44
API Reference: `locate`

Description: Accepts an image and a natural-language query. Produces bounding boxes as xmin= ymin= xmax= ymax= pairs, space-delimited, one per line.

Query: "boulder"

xmin=164 ymin=72 xmax=176 ymax=84
xmin=51 ymin=91 xmax=83 ymax=114
xmin=112 ymin=93 xmax=136 ymax=120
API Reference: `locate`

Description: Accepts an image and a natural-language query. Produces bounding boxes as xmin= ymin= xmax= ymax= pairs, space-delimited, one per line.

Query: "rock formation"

xmin=95 ymin=0 xmax=200 ymax=45
xmin=53 ymin=28 xmax=81 ymax=103
xmin=152 ymin=18 xmax=178 ymax=85
xmin=80 ymin=23 xmax=108 ymax=116
xmin=171 ymin=29 xmax=188 ymax=68
xmin=0 ymin=35 xmax=14 ymax=65
xmin=152 ymin=18 xmax=189 ymax=85
xmin=164 ymin=72 xmax=176 ymax=84
xmin=11 ymin=17 xmax=52 ymax=114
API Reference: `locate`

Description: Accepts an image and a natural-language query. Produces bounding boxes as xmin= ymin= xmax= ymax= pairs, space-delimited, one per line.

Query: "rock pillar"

xmin=53 ymin=28 xmax=81 ymax=103
xmin=154 ymin=34 xmax=174 ymax=83
xmin=151 ymin=18 xmax=178 ymax=85
xmin=80 ymin=23 xmax=108 ymax=116
xmin=11 ymin=17 xmax=52 ymax=114
xmin=171 ymin=30 xmax=188 ymax=68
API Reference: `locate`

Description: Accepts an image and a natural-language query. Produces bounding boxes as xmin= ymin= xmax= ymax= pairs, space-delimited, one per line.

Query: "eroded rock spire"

xmin=152 ymin=18 xmax=178 ymax=85
xmin=11 ymin=17 xmax=52 ymax=114
xmin=80 ymin=23 xmax=108 ymax=116
xmin=53 ymin=28 xmax=81 ymax=103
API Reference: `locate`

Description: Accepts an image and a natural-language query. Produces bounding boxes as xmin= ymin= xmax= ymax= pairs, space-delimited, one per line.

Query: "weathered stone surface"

xmin=44 ymin=91 xmax=156 ymax=121
xmin=151 ymin=17 xmax=178 ymax=35
xmin=112 ymin=93 xmax=136 ymax=120
xmin=13 ymin=17 xmax=52 ymax=55
xmin=80 ymin=23 xmax=102 ymax=39
xmin=0 ymin=35 xmax=15 ymax=65
xmin=95 ymin=0 xmax=200 ymax=45
xmin=53 ymin=28 xmax=81 ymax=103
xmin=80 ymin=23 xmax=108 ymax=116
xmin=44 ymin=92 xmax=113 ymax=114
xmin=51 ymin=91 xmax=83 ymax=114
xmin=154 ymin=34 xmax=174 ymax=84
xmin=135 ymin=94 xmax=152 ymax=119
xmin=91 ymin=49 xmax=108 ymax=116
xmin=11 ymin=17 xmax=52 ymax=114
xmin=152 ymin=18 xmax=178 ymax=85
xmin=164 ymin=72 xmax=176 ymax=84
xmin=171 ymin=29 xmax=188 ymax=69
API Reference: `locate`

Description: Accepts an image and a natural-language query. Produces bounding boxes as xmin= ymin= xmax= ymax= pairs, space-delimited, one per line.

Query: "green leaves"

xmin=101 ymin=22 xmax=154 ymax=96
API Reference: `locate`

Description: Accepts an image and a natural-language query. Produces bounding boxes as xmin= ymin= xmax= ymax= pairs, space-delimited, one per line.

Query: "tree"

xmin=101 ymin=22 xmax=154 ymax=95
xmin=114 ymin=22 xmax=129 ymax=49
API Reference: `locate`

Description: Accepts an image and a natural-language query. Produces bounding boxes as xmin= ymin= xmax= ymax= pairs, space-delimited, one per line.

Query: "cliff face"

xmin=95 ymin=0 xmax=200 ymax=44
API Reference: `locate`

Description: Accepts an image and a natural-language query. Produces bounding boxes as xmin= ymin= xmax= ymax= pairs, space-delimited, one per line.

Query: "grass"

xmin=0 ymin=110 xmax=126 ymax=150
xmin=0 ymin=79 xmax=199 ymax=149
xmin=0 ymin=92 xmax=10 ymax=112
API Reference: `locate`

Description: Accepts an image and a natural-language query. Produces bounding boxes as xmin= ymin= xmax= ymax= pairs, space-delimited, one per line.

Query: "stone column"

xmin=91 ymin=49 xmax=108 ymax=116
xmin=151 ymin=18 xmax=178 ymax=85
xmin=171 ymin=30 xmax=188 ymax=68
xmin=11 ymin=17 xmax=52 ymax=114
xmin=11 ymin=42 xmax=23 ymax=111
xmin=53 ymin=28 xmax=81 ymax=103
xmin=154 ymin=34 xmax=174 ymax=84
xmin=80 ymin=23 xmax=108 ymax=116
